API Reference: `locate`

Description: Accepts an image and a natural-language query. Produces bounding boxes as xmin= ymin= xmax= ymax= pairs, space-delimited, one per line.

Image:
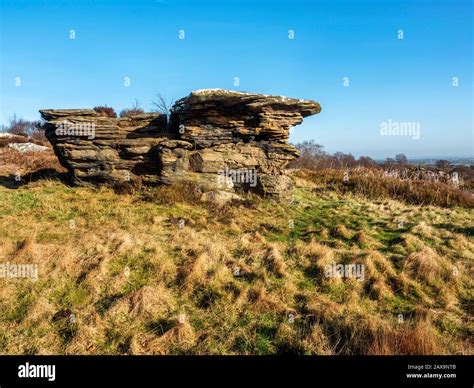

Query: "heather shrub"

xmin=296 ymin=168 xmax=473 ymax=208
xmin=93 ymin=106 xmax=117 ymax=118
xmin=119 ymin=108 xmax=145 ymax=118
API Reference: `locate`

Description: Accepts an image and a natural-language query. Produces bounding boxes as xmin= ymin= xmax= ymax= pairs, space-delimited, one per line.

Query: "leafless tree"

xmin=152 ymin=93 xmax=174 ymax=117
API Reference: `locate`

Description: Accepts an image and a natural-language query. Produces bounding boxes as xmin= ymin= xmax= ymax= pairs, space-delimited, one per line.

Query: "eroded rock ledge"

xmin=40 ymin=89 xmax=320 ymax=199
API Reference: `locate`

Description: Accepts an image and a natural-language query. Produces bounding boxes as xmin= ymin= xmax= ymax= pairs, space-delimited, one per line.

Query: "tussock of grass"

xmin=264 ymin=243 xmax=287 ymax=278
xmin=0 ymin=165 xmax=472 ymax=355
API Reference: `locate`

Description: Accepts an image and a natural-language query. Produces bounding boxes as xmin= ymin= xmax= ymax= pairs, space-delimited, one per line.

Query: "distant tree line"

xmin=1 ymin=114 xmax=45 ymax=141
xmin=288 ymin=140 xmax=454 ymax=170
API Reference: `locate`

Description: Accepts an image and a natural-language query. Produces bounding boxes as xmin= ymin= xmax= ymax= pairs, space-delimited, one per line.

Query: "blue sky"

xmin=1 ymin=0 xmax=472 ymax=158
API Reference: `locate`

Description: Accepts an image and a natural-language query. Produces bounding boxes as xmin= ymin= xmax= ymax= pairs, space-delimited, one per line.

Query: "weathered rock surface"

xmin=40 ymin=89 xmax=321 ymax=198
xmin=171 ymin=89 xmax=320 ymax=147
xmin=39 ymin=109 xmax=169 ymax=186
xmin=8 ymin=143 xmax=49 ymax=153
xmin=200 ymin=190 xmax=243 ymax=207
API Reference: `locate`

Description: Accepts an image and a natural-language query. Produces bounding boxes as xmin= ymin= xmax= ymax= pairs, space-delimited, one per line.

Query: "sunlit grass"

xmin=0 ymin=174 xmax=472 ymax=355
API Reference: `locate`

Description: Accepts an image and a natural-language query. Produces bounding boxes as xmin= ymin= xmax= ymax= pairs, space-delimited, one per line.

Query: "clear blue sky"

xmin=1 ymin=0 xmax=472 ymax=158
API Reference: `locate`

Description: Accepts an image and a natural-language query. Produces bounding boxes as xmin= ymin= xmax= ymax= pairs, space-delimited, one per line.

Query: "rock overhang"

xmin=39 ymin=89 xmax=321 ymax=199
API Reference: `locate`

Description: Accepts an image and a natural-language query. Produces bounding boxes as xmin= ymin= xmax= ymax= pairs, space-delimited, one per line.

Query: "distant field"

xmin=0 ymin=157 xmax=472 ymax=354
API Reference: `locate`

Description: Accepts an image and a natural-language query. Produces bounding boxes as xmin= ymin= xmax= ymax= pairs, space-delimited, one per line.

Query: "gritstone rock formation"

xmin=40 ymin=89 xmax=321 ymax=199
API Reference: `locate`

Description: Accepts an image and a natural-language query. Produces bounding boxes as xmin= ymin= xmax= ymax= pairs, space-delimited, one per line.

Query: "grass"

xmin=0 ymin=167 xmax=473 ymax=355
xmin=0 ymin=148 xmax=62 ymax=177
xmin=295 ymin=168 xmax=474 ymax=208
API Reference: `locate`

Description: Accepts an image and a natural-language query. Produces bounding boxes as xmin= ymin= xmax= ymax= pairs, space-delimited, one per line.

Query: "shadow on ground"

xmin=435 ymin=223 xmax=474 ymax=237
xmin=0 ymin=168 xmax=71 ymax=189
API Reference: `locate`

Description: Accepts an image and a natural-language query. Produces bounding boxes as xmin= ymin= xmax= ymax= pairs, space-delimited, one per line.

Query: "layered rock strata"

xmin=40 ymin=89 xmax=321 ymax=198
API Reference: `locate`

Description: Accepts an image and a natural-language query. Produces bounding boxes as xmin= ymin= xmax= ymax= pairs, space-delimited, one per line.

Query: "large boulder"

xmin=40 ymin=90 xmax=321 ymax=198
xmin=39 ymin=109 xmax=169 ymax=186
xmin=170 ymin=89 xmax=321 ymax=147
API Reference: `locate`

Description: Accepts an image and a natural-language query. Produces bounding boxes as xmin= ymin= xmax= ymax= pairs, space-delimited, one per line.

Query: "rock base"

xmin=40 ymin=89 xmax=321 ymax=199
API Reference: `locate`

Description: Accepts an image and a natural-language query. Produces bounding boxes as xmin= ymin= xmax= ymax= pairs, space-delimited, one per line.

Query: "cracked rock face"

xmin=40 ymin=89 xmax=321 ymax=199
xmin=170 ymin=89 xmax=321 ymax=147
xmin=39 ymin=109 xmax=169 ymax=186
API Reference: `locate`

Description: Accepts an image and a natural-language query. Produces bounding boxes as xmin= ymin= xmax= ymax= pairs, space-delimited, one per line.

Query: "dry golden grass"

xmin=0 ymin=154 xmax=472 ymax=355
xmin=0 ymin=148 xmax=63 ymax=177
xmin=296 ymin=168 xmax=474 ymax=208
